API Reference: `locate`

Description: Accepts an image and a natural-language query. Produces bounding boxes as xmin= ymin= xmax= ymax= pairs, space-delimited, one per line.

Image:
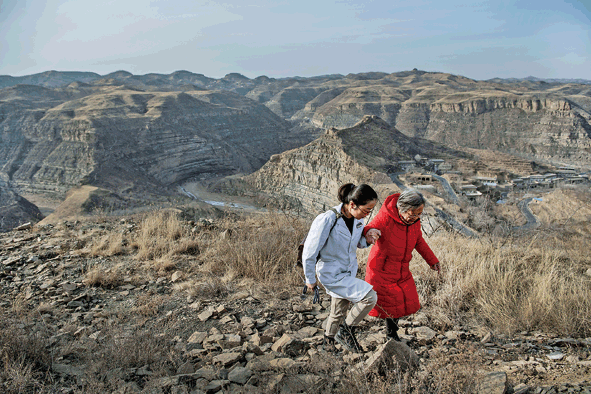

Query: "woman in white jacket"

xmin=302 ymin=183 xmax=380 ymax=352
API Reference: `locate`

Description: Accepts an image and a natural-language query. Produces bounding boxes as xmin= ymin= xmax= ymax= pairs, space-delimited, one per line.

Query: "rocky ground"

xmin=1 ymin=218 xmax=590 ymax=394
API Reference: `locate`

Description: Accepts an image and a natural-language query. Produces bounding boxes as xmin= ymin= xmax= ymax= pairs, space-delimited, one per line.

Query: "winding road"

xmin=389 ymin=173 xmax=539 ymax=235
xmin=513 ymin=197 xmax=540 ymax=231
xmin=431 ymin=174 xmax=460 ymax=205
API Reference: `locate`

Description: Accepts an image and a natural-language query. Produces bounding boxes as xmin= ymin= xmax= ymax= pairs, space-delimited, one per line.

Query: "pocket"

xmin=335 ymin=228 xmax=351 ymax=244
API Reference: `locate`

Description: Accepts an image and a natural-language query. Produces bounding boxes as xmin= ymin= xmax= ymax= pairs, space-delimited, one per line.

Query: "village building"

xmin=397 ymin=160 xmax=418 ymax=172
xmin=437 ymin=162 xmax=453 ymax=172
xmin=459 ymin=184 xmax=483 ymax=200
xmin=406 ymin=173 xmax=433 ymax=183
xmin=414 ymin=184 xmax=438 ymax=194
xmin=414 ymin=154 xmax=429 ymax=166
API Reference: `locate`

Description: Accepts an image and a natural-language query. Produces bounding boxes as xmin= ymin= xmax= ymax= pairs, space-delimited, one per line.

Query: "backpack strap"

xmin=296 ymin=207 xmax=343 ymax=267
xmin=328 ymin=207 xmax=343 ymax=233
xmin=318 ymin=207 xmax=343 ymax=250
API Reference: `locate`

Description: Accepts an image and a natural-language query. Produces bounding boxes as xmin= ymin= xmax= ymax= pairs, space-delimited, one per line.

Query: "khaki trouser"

xmin=325 ymin=289 xmax=378 ymax=337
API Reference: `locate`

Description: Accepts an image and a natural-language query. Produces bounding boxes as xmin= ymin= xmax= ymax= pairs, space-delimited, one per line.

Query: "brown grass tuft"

xmin=83 ymin=264 xmax=124 ymax=288
xmin=132 ymin=210 xmax=189 ymax=261
xmin=197 ymin=212 xmax=307 ymax=286
xmin=0 ymin=315 xmax=52 ymax=393
xmin=413 ymin=231 xmax=591 ymax=337
xmin=90 ymin=232 xmax=128 ymax=256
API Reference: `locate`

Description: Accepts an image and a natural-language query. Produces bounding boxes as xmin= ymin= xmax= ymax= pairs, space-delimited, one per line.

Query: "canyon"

xmin=1 ymin=69 xmax=590 ymax=230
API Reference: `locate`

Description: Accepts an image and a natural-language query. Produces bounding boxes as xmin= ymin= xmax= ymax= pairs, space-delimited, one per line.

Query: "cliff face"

xmin=424 ymin=96 xmax=591 ymax=163
xmin=245 ymin=116 xmax=471 ymax=215
xmin=0 ymin=85 xmax=301 ymax=198
xmin=245 ymin=129 xmax=381 ymax=215
xmin=7 ymin=70 xmax=589 ymax=168
xmin=251 ymin=72 xmax=591 ymax=168
xmin=0 ymin=179 xmax=43 ymax=232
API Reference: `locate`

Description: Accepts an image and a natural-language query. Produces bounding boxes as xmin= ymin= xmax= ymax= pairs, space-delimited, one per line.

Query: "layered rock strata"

xmin=0 ymin=86 xmax=302 ymax=199
xmin=245 ymin=116 xmax=470 ymax=215
xmin=255 ymin=71 xmax=591 ymax=168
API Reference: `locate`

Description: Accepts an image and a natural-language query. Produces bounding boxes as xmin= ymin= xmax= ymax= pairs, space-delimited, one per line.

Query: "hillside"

xmin=0 ymin=84 xmax=306 ymax=204
xmin=4 ymin=69 xmax=590 ymax=169
xmin=244 ymin=115 xmax=513 ymax=216
xmin=284 ymin=71 xmax=591 ymax=168
xmin=0 ymin=181 xmax=43 ymax=232
xmin=2 ymin=69 xmax=591 ymax=230
xmin=1 ymin=206 xmax=590 ymax=393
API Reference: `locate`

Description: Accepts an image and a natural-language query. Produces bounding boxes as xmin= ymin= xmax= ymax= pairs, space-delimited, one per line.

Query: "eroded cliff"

xmin=0 ymin=84 xmax=304 ymax=200
xmin=257 ymin=71 xmax=591 ymax=168
xmin=244 ymin=116 xmax=473 ymax=215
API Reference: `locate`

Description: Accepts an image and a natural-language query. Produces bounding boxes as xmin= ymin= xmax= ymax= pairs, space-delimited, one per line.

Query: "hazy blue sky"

xmin=1 ymin=0 xmax=590 ymax=80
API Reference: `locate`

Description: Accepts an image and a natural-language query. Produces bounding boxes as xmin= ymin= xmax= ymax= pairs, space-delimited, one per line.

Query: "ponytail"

xmin=338 ymin=183 xmax=377 ymax=205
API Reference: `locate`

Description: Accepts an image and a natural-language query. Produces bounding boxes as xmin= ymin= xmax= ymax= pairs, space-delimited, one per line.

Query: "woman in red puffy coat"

xmin=363 ymin=189 xmax=441 ymax=340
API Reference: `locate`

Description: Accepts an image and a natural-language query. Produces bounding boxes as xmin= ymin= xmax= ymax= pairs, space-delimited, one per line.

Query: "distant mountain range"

xmin=487 ymin=76 xmax=591 ymax=85
xmin=3 ymin=70 xmax=590 ymax=90
xmin=1 ymin=69 xmax=590 ymax=229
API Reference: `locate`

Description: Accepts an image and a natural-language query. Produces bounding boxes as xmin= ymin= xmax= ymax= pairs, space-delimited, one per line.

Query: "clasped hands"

xmin=365 ymin=228 xmax=381 ymax=244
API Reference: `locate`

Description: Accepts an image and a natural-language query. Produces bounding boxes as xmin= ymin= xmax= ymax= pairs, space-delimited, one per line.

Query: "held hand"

xmin=366 ymin=229 xmax=382 ymax=245
xmin=431 ymin=263 xmax=441 ymax=274
xmin=306 ymin=282 xmax=317 ymax=291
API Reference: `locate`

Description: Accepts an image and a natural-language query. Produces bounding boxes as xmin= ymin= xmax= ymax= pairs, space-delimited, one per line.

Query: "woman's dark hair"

xmin=338 ymin=183 xmax=378 ymax=205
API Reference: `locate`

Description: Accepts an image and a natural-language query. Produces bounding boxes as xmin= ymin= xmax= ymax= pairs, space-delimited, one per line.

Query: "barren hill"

xmin=245 ymin=116 xmax=478 ymax=215
xmin=262 ymin=71 xmax=591 ymax=169
xmin=0 ymin=85 xmax=304 ymax=203
xmin=5 ymin=69 xmax=589 ymax=168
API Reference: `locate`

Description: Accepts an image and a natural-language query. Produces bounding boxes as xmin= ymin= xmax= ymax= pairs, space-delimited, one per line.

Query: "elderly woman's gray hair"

xmin=397 ymin=189 xmax=425 ymax=213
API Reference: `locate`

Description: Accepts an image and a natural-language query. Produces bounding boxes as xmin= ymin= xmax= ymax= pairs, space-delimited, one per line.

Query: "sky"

xmin=1 ymin=0 xmax=590 ymax=80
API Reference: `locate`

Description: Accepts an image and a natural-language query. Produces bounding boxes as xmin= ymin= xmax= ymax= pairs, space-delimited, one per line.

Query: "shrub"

xmin=197 ymin=212 xmax=307 ymax=286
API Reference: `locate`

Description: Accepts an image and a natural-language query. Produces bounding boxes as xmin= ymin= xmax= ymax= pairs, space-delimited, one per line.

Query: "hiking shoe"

xmin=386 ymin=318 xmax=401 ymax=341
xmin=321 ymin=335 xmax=337 ymax=352
xmin=335 ymin=323 xmax=364 ymax=353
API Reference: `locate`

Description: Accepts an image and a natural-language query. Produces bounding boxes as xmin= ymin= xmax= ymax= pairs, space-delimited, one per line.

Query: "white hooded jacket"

xmin=302 ymin=204 xmax=373 ymax=303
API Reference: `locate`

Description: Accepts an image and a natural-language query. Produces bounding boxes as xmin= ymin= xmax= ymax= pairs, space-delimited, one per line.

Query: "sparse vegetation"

xmin=82 ymin=206 xmax=591 ymax=337
xmin=1 ymin=200 xmax=590 ymax=393
xmin=413 ymin=232 xmax=591 ymax=337
xmin=198 ymin=212 xmax=308 ymax=285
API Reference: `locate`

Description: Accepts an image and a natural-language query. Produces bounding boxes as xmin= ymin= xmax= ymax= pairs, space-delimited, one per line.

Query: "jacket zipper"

xmin=401 ymin=224 xmax=409 ymax=315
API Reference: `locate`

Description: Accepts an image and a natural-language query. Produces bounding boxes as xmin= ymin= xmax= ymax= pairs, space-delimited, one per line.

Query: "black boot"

xmin=335 ymin=322 xmax=364 ymax=353
xmin=386 ymin=318 xmax=401 ymax=341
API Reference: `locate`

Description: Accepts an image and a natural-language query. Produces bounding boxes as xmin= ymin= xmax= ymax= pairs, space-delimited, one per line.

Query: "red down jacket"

xmin=363 ymin=193 xmax=439 ymax=319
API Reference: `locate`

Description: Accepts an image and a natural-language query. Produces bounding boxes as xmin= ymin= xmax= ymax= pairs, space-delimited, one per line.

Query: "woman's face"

xmin=349 ymin=199 xmax=377 ymax=220
xmin=399 ymin=204 xmax=424 ymax=224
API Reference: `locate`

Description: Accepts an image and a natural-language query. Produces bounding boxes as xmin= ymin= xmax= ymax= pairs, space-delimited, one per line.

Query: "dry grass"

xmin=83 ymin=204 xmax=591 ymax=338
xmin=132 ymin=210 xmax=190 ymax=261
xmin=417 ymin=344 xmax=485 ymax=393
xmin=413 ymin=231 xmax=591 ymax=336
xmin=0 ymin=313 xmax=53 ymax=394
xmin=196 ymin=212 xmax=308 ymax=286
xmin=178 ymin=275 xmax=234 ymax=298
xmin=133 ymin=294 xmax=165 ymax=317
xmin=90 ymin=232 xmax=128 ymax=256
xmin=83 ymin=264 xmax=125 ymax=288
xmin=300 ymin=343 xmax=483 ymax=394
